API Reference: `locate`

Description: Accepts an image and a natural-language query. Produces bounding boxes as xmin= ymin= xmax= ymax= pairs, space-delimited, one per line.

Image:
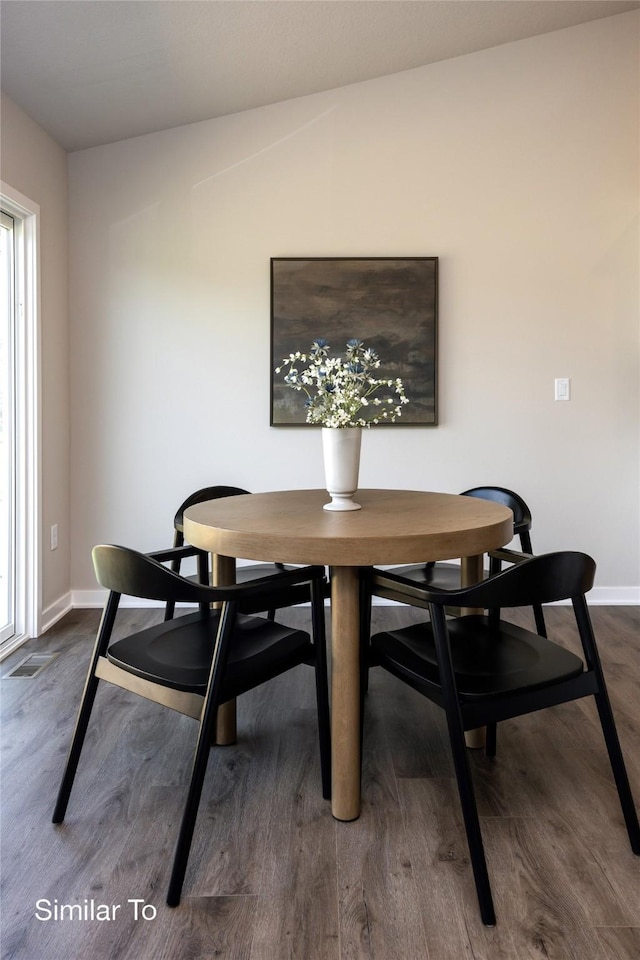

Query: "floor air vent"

xmin=4 ymin=653 xmax=59 ymax=678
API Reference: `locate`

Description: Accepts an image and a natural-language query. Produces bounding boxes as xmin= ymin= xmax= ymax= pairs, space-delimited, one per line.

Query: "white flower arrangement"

xmin=275 ymin=338 xmax=409 ymax=427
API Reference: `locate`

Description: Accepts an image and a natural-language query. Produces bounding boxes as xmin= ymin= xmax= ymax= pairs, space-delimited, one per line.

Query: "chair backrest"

xmin=93 ymin=545 xmax=216 ymax=604
xmin=94 ymin=544 xmax=322 ymax=612
xmin=174 ymin=486 xmax=251 ymax=531
xmin=425 ymin=551 xmax=595 ymax=610
xmin=462 ymin=486 xmax=532 ymax=535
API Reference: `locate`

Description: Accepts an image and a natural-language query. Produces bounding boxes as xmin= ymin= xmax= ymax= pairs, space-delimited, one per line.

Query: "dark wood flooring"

xmin=1 ymin=603 xmax=639 ymax=959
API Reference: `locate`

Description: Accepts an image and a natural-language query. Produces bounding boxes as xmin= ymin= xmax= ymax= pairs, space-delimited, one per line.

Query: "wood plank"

xmin=190 ymin=676 xmax=297 ymax=897
xmin=337 ymin=682 xmax=430 ymax=960
xmin=398 ymin=778 xmax=523 ymax=960
xmin=2 ymin=606 xmax=639 ymax=960
xmin=248 ymin=674 xmax=339 ymax=960
xmin=593 ymin=927 xmax=640 ymax=960
xmin=480 ymin=816 xmax=615 ymax=960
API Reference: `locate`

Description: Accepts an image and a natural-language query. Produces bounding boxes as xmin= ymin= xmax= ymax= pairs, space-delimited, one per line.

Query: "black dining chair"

xmin=385 ymin=486 xmax=547 ymax=637
xmin=364 ymin=552 xmax=640 ymax=926
xmin=164 ymin=485 xmax=296 ymax=622
xmin=52 ymin=543 xmax=330 ymax=907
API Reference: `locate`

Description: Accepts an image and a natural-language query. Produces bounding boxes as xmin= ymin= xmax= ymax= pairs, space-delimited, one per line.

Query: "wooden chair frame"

xmin=52 ymin=545 xmax=330 ymax=907
xmin=364 ymin=552 xmax=640 ymax=926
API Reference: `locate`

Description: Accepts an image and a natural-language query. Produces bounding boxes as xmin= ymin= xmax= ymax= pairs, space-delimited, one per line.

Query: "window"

xmin=0 ymin=185 xmax=40 ymax=658
xmin=0 ymin=210 xmax=15 ymax=643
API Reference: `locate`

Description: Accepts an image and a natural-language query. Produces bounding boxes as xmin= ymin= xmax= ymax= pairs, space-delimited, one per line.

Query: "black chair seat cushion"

xmin=183 ymin=563 xmax=297 ymax=586
xmin=106 ymin=612 xmax=311 ymax=695
xmin=182 ymin=565 xmax=319 ymax=605
xmin=386 ymin=562 xmax=463 ymax=590
xmin=236 ymin=564 xmax=295 ymax=582
xmin=371 ymin=616 xmax=584 ymax=700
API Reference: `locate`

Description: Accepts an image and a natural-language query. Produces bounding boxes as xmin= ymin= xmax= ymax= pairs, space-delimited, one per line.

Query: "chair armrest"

xmin=141 ymin=548 xmax=325 ymax=610
xmin=370 ymin=569 xmax=437 ymax=611
xmin=94 ymin=546 xmax=324 ymax=609
xmin=370 ymin=566 xmax=497 ymax=611
xmin=488 ymin=548 xmax=534 ymax=565
xmin=221 ymin=565 xmax=328 ymax=614
xmin=374 ymin=552 xmax=578 ymax=612
xmin=148 ymin=545 xmax=207 ymax=564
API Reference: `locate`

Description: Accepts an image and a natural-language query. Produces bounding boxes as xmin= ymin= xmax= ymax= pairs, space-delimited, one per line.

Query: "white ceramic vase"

xmin=322 ymin=427 xmax=362 ymax=511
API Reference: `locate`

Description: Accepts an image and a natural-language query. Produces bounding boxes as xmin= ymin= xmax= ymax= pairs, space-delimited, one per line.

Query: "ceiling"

xmin=1 ymin=0 xmax=638 ymax=152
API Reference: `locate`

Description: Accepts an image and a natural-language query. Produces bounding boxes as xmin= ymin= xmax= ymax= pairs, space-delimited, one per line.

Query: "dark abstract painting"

xmin=270 ymin=257 xmax=438 ymax=426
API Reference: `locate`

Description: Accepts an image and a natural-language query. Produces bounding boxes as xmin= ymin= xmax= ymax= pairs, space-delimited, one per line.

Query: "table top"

xmin=183 ymin=489 xmax=513 ymax=567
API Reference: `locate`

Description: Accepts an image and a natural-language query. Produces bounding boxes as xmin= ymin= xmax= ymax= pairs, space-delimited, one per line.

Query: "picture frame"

xmin=270 ymin=257 xmax=438 ymax=426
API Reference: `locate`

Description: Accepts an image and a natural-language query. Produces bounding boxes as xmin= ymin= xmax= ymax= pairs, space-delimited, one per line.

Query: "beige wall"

xmin=64 ymin=11 xmax=637 ymax=596
xmin=1 ymin=92 xmax=70 ymax=615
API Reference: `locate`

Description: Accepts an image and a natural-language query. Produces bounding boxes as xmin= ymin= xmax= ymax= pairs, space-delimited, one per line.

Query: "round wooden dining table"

xmin=184 ymin=488 xmax=513 ymax=821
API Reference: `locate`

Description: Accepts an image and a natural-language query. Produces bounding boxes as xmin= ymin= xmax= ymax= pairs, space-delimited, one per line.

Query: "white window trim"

xmin=0 ymin=182 xmax=41 ymax=657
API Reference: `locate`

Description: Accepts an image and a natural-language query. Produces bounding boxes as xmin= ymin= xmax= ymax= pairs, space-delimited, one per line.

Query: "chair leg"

xmin=164 ymin=531 xmax=183 ymax=621
xmin=267 ymin=564 xmax=285 ymax=620
xmin=445 ymin=715 xmax=496 ymax=924
xmin=431 ymin=607 xmax=496 ymax=926
xmin=516 ymin=532 xmax=547 ymax=637
xmin=533 ymin=603 xmax=547 ymax=638
xmin=573 ymin=597 xmax=640 ymax=854
xmin=166 ymin=604 xmax=237 ymax=907
xmin=593 ymin=691 xmax=640 ymax=854
xmin=52 ymin=593 xmax=120 ymax=823
xmin=52 ymin=675 xmax=101 ymax=823
xmin=166 ymin=705 xmax=220 ymax=906
xmin=311 ymin=577 xmax=331 ymax=800
xmin=359 ymin=567 xmax=373 ymax=780
xmin=359 ymin=567 xmax=372 ymax=697
xmin=197 ymin=551 xmax=210 ymax=616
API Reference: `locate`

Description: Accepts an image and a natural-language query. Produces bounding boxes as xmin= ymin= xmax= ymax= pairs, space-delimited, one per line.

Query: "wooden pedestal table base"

xmin=329 ymin=566 xmax=362 ymax=821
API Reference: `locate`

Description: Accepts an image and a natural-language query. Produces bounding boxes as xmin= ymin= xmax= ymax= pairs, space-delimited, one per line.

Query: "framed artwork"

xmin=270 ymin=257 xmax=438 ymax=426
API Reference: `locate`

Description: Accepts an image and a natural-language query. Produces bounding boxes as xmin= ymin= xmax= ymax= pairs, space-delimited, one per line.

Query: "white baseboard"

xmin=69 ymin=585 xmax=639 ymax=612
xmin=373 ymin=587 xmax=639 ymax=606
xmin=41 ymin=592 xmax=73 ymax=632
xmin=2 ymin=592 xmax=76 ymax=661
xmin=18 ymin=581 xmax=636 ymax=639
xmin=586 ymin=586 xmax=640 ymax=605
xmin=71 ymin=590 xmax=189 ymax=609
